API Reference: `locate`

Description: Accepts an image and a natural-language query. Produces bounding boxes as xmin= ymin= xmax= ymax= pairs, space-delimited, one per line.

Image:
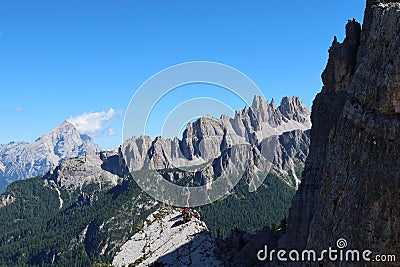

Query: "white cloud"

xmin=12 ymin=107 xmax=23 ymax=112
xmin=106 ymin=128 xmax=116 ymax=137
xmin=68 ymin=108 xmax=122 ymax=137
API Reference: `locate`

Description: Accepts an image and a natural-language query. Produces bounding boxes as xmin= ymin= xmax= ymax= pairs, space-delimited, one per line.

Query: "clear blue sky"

xmin=0 ymin=0 xmax=365 ymax=150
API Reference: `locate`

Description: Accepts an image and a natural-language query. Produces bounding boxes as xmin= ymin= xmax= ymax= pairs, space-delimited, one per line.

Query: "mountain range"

xmin=0 ymin=95 xmax=311 ymax=266
xmin=0 ymin=1 xmax=398 ymax=266
xmin=110 ymin=1 xmax=400 ymax=265
xmin=122 ymin=95 xmax=310 ymax=192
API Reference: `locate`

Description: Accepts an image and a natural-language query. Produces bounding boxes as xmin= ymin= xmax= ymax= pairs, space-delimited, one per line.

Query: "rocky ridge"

xmin=113 ymin=207 xmax=222 ymax=267
xmin=112 ymin=207 xmax=286 ymax=267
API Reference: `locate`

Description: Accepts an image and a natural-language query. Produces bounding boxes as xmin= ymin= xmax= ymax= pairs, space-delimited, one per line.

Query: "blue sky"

xmin=0 ymin=1 xmax=365 ymax=150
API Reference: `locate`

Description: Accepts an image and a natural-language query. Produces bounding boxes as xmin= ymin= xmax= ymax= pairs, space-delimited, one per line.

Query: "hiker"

xmin=193 ymin=209 xmax=200 ymax=219
xmin=182 ymin=207 xmax=191 ymax=222
xmin=182 ymin=207 xmax=189 ymax=214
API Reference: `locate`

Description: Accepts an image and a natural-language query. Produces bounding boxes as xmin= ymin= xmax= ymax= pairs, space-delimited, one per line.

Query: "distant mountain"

xmin=122 ymin=96 xmax=310 ymax=189
xmin=0 ymin=121 xmax=101 ymax=192
xmin=123 ymin=96 xmax=310 ymax=171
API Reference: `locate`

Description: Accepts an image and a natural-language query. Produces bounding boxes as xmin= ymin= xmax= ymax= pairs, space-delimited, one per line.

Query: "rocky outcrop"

xmin=44 ymin=151 xmax=122 ymax=192
xmin=112 ymin=208 xmax=285 ymax=267
xmin=0 ymin=121 xmax=100 ymax=192
xmin=280 ymin=0 xmax=400 ymax=263
xmin=113 ymin=207 xmax=222 ymax=267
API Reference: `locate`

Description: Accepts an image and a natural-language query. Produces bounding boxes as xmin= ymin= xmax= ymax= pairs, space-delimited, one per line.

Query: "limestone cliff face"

xmin=281 ymin=0 xmax=400 ymax=261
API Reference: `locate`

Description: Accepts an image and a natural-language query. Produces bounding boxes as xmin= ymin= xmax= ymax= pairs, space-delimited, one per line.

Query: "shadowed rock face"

xmin=281 ymin=0 xmax=400 ymax=262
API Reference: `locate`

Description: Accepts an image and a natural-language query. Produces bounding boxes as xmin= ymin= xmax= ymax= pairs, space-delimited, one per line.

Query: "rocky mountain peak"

xmin=35 ymin=120 xmax=73 ymax=142
xmin=0 ymin=121 xmax=101 ymax=192
xmin=35 ymin=121 xmax=96 ymax=159
xmin=278 ymin=96 xmax=310 ymax=123
xmin=251 ymin=95 xmax=268 ymax=112
xmin=250 ymin=95 xmax=311 ymax=126
xmin=322 ymin=19 xmax=361 ymax=94
xmin=270 ymin=98 xmax=276 ymax=109
xmin=42 ymin=120 xmax=76 ymax=137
